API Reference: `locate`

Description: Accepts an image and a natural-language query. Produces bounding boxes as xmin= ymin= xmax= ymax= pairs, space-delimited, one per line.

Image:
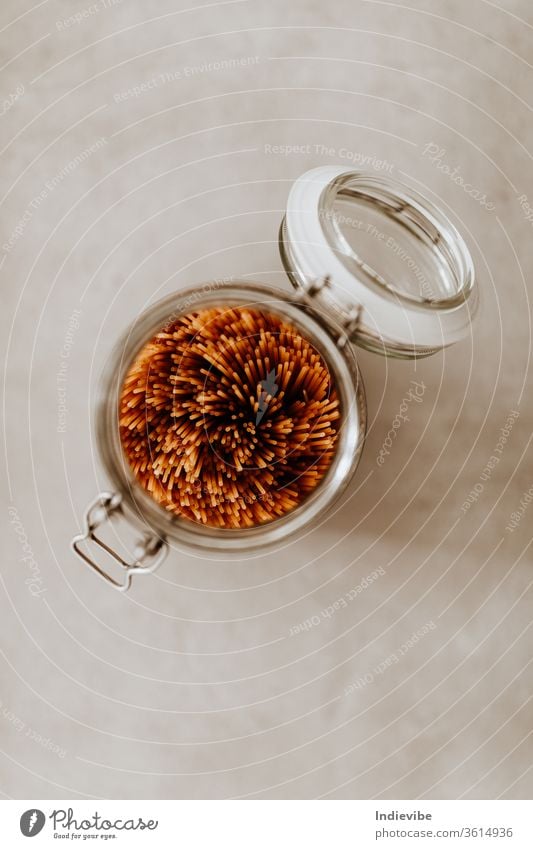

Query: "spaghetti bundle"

xmin=119 ymin=306 xmax=340 ymax=528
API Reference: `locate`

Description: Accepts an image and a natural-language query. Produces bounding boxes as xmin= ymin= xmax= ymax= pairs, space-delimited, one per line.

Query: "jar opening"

xmin=119 ymin=304 xmax=342 ymax=530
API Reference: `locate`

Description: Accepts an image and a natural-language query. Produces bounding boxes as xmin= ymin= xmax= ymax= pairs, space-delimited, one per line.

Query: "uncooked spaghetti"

xmin=119 ymin=306 xmax=340 ymax=528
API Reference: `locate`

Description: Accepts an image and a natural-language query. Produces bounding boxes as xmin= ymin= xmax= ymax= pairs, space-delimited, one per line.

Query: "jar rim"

xmin=96 ymin=282 xmax=366 ymax=551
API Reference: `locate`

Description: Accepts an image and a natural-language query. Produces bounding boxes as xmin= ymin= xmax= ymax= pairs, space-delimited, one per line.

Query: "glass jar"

xmin=72 ymin=166 xmax=476 ymax=591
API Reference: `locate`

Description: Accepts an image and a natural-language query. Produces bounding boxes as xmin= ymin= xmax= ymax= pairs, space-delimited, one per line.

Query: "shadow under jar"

xmin=72 ymin=167 xmax=477 ymax=591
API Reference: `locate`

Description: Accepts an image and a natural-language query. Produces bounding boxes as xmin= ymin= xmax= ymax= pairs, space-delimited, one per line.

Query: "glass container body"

xmin=96 ymin=282 xmax=366 ymax=553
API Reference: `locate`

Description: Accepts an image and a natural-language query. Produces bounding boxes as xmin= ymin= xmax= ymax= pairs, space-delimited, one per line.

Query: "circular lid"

xmin=281 ymin=166 xmax=477 ymax=357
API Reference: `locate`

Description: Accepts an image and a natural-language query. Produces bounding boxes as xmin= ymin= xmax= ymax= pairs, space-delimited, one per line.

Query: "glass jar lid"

xmin=280 ymin=167 xmax=477 ymax=357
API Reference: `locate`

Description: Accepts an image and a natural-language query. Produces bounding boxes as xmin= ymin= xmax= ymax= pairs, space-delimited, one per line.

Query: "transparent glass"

xmin=320 ymin=173 xmax=474 ymax=307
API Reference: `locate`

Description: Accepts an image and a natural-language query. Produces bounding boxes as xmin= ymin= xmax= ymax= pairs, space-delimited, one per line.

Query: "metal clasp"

xmin=305 ymin=275 xmax=332 ymax=297
xmin=292 ymin=274 xmax=364 ymax=349
xmin=337 ymin=304 xmax=363 ymax=349
xmin=292 ymin=274 xmax=332 ymax=305
xmin=71 ymin=492 xmax=168 ymax=592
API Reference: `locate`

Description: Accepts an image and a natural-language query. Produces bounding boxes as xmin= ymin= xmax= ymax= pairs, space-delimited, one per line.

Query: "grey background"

xmin=1 ymin=0 xmax=532 ymax=799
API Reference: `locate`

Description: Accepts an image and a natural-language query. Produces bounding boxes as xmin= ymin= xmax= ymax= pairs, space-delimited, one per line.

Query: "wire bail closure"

xmin=71 ymin=492 xmax=168 ymax=592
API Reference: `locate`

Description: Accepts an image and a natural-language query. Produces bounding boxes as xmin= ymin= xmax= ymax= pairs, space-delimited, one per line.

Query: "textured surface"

xmin=1 ymin=0 xmax=532 ymax=799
